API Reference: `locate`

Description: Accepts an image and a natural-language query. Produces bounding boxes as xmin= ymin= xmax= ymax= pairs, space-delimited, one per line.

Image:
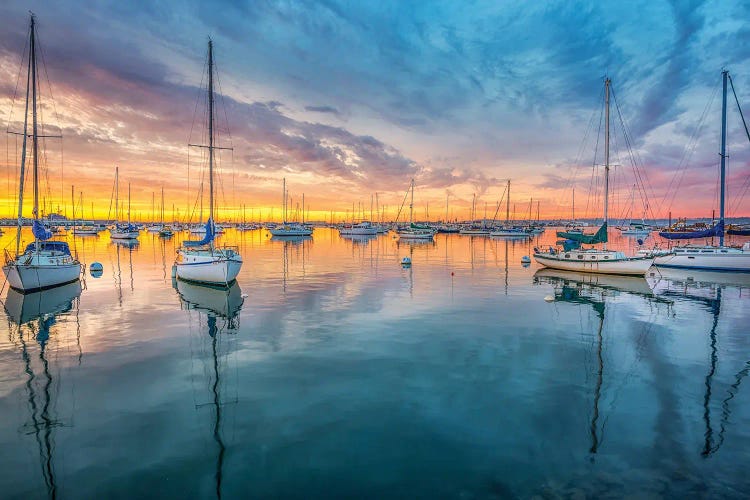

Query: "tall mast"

xmin=161 ymin=186 xmax=165 ymax=225
xmin=572 ymin=187 xmax=575 ymax=222
xmin=409 ymin=178 xmax=414 ymax=225
xmin=115 ymin=166 xmax=119 ymax=223
xmin=31 ymin=15 xmax=39 ymax=221
xmin=445 ymin=192 xmax=449 ymax=223
xmin=720 ymin=70 xmax=728 ymax=247
xmin=282 ymin=177 xmax=286 ymax=222
xmin=604 ymin=77 xmax=610 ymax=250
xmin=15 ymin=18 xmax=32 ymax=254
xmin=506 ymin=179 xmax=510 ymax=223
xmin=302 ymin=193 xmax=305 ymax=224
xmin=208 ymin=38 xmax=215 ymax=230
xmin=128 ymin=183 xmax=131 ymax=225
xmin=71 ymin=185 xmax=75 ymax=226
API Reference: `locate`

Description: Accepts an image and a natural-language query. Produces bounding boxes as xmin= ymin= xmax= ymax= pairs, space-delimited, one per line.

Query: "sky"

xmin=1 ymin=0 xmax=749 ymax=222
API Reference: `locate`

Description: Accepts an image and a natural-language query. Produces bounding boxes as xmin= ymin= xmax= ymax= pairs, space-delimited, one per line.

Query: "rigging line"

xmin=729 ymin=172 xmax=750 ymax=215
xmin=611 ymin=87 xmax=655 ymax=220
xmin=554 ymin=84 xmax=605 ymax=222
xmin=36 ymin=26 xmax=65 ymax=210
xmin=585 ymin=96 xmax=605 ymax=222
xmin=728 ymin=74 xmax=750 ymax=147
xmin=664 ymin=82 xmax=719 ymax=214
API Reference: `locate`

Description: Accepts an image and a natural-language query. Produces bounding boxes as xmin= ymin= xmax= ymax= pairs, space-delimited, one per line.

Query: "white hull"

xmin=269 ymin=228 xmax=313 ymax=236
xmin=73 ymin=228 xmax=100 ymax=235
xmin=653 ymin=246 xmax=750 ymax=272
xmin=339 ymin=227 xmax=378 ymax=236
xmin=534 ymin=250 xmax=654 ymax=276
xmin=397 ymin=231 xmax=434 ymax=240
xmin=3 ymin=261 xmax=81 ymax=292
xmin=110 ymin=229 xmax=140 ymax=239
xmin=175 ymin=248 xmax=242 ymax=285
xmin=146 ymin=225 xmax=163 ymax=233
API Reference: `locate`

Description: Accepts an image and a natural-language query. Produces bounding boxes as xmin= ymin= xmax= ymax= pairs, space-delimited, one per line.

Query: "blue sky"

xmin=1 ymin=0 xmax=749 ymax=219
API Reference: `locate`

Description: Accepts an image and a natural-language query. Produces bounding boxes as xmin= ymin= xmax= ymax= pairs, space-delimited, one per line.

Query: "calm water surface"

xmin=1 ymin=228 xmax=749 ymax=498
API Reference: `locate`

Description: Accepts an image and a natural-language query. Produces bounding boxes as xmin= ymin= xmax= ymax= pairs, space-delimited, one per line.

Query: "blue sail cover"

xmin=32 ymin=220 xmax=53 ymax=241
xmin=184 ymin=218 xmax=214 ymax=247
xmin=659 ymin=220 xmax=723 ymax=240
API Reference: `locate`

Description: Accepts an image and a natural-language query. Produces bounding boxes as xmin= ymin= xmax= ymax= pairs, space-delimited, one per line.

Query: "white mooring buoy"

xmin=544 ymin=295 xmax=555 ymax=302
xmin=401 ymin=256 xmax=412 ymax=266
xmin=521 ymin=255 xmax=531 ymax=264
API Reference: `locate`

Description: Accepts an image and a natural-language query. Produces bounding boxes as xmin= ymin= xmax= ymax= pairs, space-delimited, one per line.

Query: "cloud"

xmin=304 ymin=105 xmax=342 ymax=117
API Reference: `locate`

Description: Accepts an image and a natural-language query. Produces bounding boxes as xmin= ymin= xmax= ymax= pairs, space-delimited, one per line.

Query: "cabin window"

xmin=565 ymin=254 xmax=570 ymax=258
xmin=578 ymin=255 xmax=584 ymax=260
xmin=687 ymin=250 xmax=699 ymax=253
xmin=721 ymin=250 xmax=728 ymax=253
xmin=591 ymin=256 xmax=596 ymax=260
xmin=701 ymin=250 xmax=713 ymax=253
xmin=604 ymin=256 xmax=609 ymax=260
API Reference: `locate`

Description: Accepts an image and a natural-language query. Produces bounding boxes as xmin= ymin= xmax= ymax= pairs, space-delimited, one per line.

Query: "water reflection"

xmin=174 ymin=280 xmax=243 ymax=498
xmin=651 ymin=269 xmax=750 ymax=458
xmin=4 ymin=281 xmax=82 ymax=500
xmin=534 ymin=269 xmax=662 ymax=458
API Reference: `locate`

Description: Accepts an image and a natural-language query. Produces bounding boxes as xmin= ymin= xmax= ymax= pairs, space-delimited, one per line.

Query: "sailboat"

xmin=653 ymin=71 xmax=750 ymax=272
xmin=490 ymin=179 xmax=530 ymax=237
xmin=146 ymin=192 xmax=163 ymax=232
xmin=2 ymin=15 xmax=82 ymax=292
xmin=158 ymin=187 xmax=173 ymax=237
xmin=174 ymin=38 xmax=242 ymax=286
xmin=534 ymin=78 xmax=655 ymax=276
xmin=109 ymin=168 xmax=139 ymax=240
xmin=269 ymin=178 xmax=313 ymax=236
xmin=397 ymin=179 xmax=435 ymax=240
xmin=617 ymin=185 xmax=652 ymax=236
xmin=72 ymin=189 xmax=100 ymax=235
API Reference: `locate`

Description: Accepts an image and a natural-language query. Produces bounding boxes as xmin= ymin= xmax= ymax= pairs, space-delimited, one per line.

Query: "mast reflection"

xmin=652 ymin=269 xmax=750 ymax=457
xmin=4 ymin=281 xmax=82 ymax=499
xmin=534 ymin=269 xmax=660 ymax=458
xmin=174 ymin=279 xmax=243 ymax=498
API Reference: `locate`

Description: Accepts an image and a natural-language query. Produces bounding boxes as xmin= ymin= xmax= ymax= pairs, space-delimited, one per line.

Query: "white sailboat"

xmin=269 ymin=178 xmax=313 ymax=236
xmin=174 ymin=38 xmax=242 ymax=286
xmin=397 ymin=179 xmax=435 ymax=240
xmin=109 ymin=168 xmax=140 ymax=240
xmin=653 ymin=71 xmax=750 ymax=272
xmin=2 ymin=15 xmax=82 ymax=292
xmin=490 ymin=180 xmax=531 ymax=238
xmin=72 ymin=188 xmax=100 ymax=235
xmin=534 ymin=78 xmax=654 ymax=276
xmin=158 ymin=187 xmax=173 ymax=237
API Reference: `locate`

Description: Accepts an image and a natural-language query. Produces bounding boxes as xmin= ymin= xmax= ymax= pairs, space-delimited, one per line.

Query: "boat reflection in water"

xmin=4 ymin=281 xmax=82 ymax=499
xmin=650 ymin=268 xmax=750 ymax=457
xmin=173 ymin=279 xmax=243 ymax=498
xmin=534 ymin=269 xmax=661 ymax=458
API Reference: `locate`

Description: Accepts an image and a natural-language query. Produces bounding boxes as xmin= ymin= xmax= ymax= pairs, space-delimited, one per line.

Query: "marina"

xmin=1 ymin=3 xmax=750 ymax=498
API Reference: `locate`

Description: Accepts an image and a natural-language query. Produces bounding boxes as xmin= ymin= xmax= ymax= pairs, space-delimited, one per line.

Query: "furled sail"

xmin=183 ymin=218 xmax=214 ymax=247
xmin=32 ymin=220 xmax=53 ymax=241
xmin=556 ymin=222 xmax=608 ymax=244
xmin=658 ymin=220 xmax=723 ymax=240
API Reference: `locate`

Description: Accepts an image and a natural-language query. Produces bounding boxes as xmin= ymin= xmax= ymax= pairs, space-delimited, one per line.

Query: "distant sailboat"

xmin=269 ymin=178 xmax=313 ymax=236
xmin=174 ymin=38 xmax=242 ymax=286
xmin=109 ymin=168 xmax=139 ymax=240
xmin=397 ymin=179 xmax=435 ymax=240
xmin=654 ymin=71 xmax=750 ymax=272
xmin=2 ymin=15 xmax=82 ymax=292
xmin=534 ymin=78 xmax=655 ymax=276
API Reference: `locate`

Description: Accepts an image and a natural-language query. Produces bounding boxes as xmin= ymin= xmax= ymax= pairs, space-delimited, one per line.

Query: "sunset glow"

xmin=2 ymin=1 xmax=749 ymax=222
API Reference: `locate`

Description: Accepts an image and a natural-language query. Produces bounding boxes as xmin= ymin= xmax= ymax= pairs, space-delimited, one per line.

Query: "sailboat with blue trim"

xmin=534 ymin=78 xmax=655 ymax=276
xmin=653 ymin=70 xmax=750 ymax=272
xmin=174 ymin=39 xmax=242 ymax=286
xmin=2 ymin=15 xmax=82 ymax=292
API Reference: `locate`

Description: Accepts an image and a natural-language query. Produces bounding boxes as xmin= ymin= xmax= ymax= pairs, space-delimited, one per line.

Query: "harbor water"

xmin=1 ymin=228 xmax=749 ymax=498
